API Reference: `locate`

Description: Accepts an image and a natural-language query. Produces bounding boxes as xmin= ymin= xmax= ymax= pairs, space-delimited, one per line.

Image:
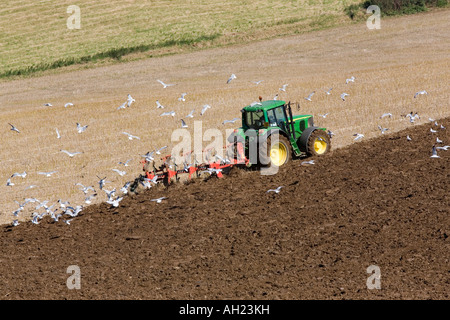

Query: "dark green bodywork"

xmin=229 ymin=100 xmax=326 ymax=157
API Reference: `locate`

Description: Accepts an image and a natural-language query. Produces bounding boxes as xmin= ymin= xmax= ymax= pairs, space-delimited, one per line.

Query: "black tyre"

xmin=306 ymin=130 xmax=331 ymax=156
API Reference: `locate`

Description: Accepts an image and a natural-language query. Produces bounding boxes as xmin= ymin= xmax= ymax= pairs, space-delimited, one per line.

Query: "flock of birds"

xmin=4 ymin=72 xmax=447 ymax=227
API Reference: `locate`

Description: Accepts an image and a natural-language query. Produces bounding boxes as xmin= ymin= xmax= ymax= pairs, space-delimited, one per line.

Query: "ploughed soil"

xmin=0 ymin=118 xmax=448 ymax=300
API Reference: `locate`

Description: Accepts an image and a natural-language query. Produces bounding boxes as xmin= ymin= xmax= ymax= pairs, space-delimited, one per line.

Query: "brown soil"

xmin=0 ymin=118 xmax=448 ymax=300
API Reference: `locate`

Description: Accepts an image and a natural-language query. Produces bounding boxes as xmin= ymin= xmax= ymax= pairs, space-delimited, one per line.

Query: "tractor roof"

xmin=242 ymin=100 xmax=285 ymax=112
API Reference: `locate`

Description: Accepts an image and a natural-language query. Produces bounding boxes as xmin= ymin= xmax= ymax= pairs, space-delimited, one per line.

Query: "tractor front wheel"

xmin=306 ymin=130 xmax=331 ymax=156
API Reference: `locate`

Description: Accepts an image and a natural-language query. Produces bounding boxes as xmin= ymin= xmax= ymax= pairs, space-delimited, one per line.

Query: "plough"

xmin=130 ymin=142 xmax=249 ymax=191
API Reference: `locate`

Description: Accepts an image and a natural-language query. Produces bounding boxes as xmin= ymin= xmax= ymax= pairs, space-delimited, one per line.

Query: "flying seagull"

xmin=436 ymin=145 xmax=450 ymax=151
xmin=325 ymin=88 xmax=333 ymax=95
xmin=55 ymin=128 xmax=61 ymax=139
xmin=377 ymin=125 xmax=389 ymax=134
xmin=304 ymin=91 xmax=315 ymax=102
xmin=222 ymin=118 xmax=240 ymax=125
xmin=122 ymin=132 xmax=140 ymax=140
xmin=178 ymin=93 xmax=187 ymax=102
xmin=253 ymin=80 xmax=264 ymax=85
xmin=430 ymin=145 xmax=440 ymax=158
xmin=151 ymin=197 xmax=167 ymax=203
xmin=127 ymin=94 xmax=135 ymax=107
xmin=318 ymin=113 xmax=329 ymax=118
xmin=200 ymin=104 xmax=211 ymax=116
xmin=266 ymin=186 xmax=283 ymax=194
xmin=157 ymin=80 xmax=175 ymax=88
xmin=414 ymin=90 xmax=428 ymax=98
xmin=11 ymin=171 xmax=27 ymax=179
xmin=60 ymin=150 xmax=82 ymax=157
xmin=107 ymin=196 xmax=123 ymax=208
xmin=301 ymin=160 xmax=315 ymax=166
xmin=155 ymin=146 xmax=168 ymax=155
xmin=8 ymin=123 xmax=20 ymax=133
xmin=64 ymin=103 xmax=74 ymax=108
xmin=156 ymin=100 xmax=165 ymax=109
xmin=353 ymin=133 xmax=364 ymax=141
xmin=227 ymin=74 xmax=236 ymax=84
xmin=279 ymin=84 xmax=289 ymax=92
xmin=380 ymin=113 xmax=392 ymax=119
xmin=112 ymin=169 xmax=126 ymax=176
xmin=181 ymin=119 xmax=188 ymax=128
xmin=160 ymin=111 xmax=176 ymax=117
xmin=346 ymin=76 xmax=355 ymax=84
xmin=341 ymin=93 xmax=349 ymax=101
xmin=38 ymin=171 xmax=58 ymax=177
xmin=185 ymin=110 xmax=195 ymax=118
xmin=118 ymin=159 xmax=132 ymax=167
xmin=76 ymin=123 xmax=88 ymax=133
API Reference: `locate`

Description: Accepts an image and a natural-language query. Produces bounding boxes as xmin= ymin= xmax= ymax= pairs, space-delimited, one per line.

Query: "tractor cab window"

xmin=244 ymin=110 xmax=265 ymax=129
xmin=267 ymin=107 xmax=287 ymax=128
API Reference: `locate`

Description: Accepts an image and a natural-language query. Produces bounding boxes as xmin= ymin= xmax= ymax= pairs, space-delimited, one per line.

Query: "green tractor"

xmin=227 ymin=100 xmax=331 ymax=167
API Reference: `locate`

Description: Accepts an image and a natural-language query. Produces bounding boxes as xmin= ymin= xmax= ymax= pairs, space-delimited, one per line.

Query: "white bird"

xmin=112 ymin=169 xmax=126 ymax=176
xmin=127 ymin=94 xmax=135 ymax=107
xmin=414 ymin=90 xmax=428 ymax=98
xmin=353 ymin=133 xmax=364 ymax=141
xmin=155 ymin=146 xmax=168 ymax=155
xmin=436 ymin=137 xmax=443 ymax=144
xmin=157 ymin=80 xmax=175 ymax=88
xmin=407 ymin=135 xmax=412 ymax=141
xmin=120 ymin=182 xmax=131 ymax=194
xmin=61 ymin=149 xmax=82 ymax=157
xmin=38 ymin=171 xmax=58 ymax=177
xmin=76 ymin=123 xmax=88 ymax=133
xmin=142 ymin=151 xmax=155 ymax=162
xmin=430 ymin=145 xmax=440 ymax=158
xmin=6 ymin=178 xmax=14 ymax=187
xmin=377 ymin=125 xmax=389 ymax=134
xmin=24 ymin=185 xmax=37 ymax=190
xmin=55 ymin=128 xmax=61 ymax=139
xmin=76 ymin=183 xmax=96 ymax=194
xmin=304 ymin=91 xmax=315 ymax=102
xmin=266 ymin=186 xmax=283 ymax=193
xmin=301 ymin=160 xmax=315 ymax=165
xmin=160 ymin=111 xmax=176 ymax=117
xmin=58 ymin=199 xmax=70 ymax=209
xmin=200 ymin=104 xmax=211 ymax=116
xmin=279 ymin=84 xmax=289 ymax=92
xmin=118 ymin=159 xmax=132 ymax=166
xmin=44 ymin=103 xmax=53 ymax=107
xmin=8 ymin=123 xmax=20 ymax=133
xmin=64 ymin=103 xmax=74 ymax=108
xmin=31 ymin=215 xmax=40 ymax=225
xmin=11 ymin=171 xmax=27 ymax=179
xmin=406 ymin=112 xmax=420 ymax=122
xmin=181 ymin=119 xmax=188 ymax=128
xmin=318 ymin=113 xmax=329 ymax=118
xmin=178 ymin=93 xmax=187 ymax=102
xmin=440 ymin=124 xmax=445 ymax=130
xmin=380 ymin=113 xmax=392 ymax=119
xmin=122 ymin=132 xmax=140 ymax=140
xmin=341 ymin=93 xmax=349 ymax=101
xmin=273 ymin=94 xmax=279 ymax=100
xmin=430 ymin=128 xmax=437 ymax=133
xmin=253 ymin=80 xmax=264 ymax=85
xmin=186 ymin=110 xmax=195 ymax=118
xmin=97 ymin=176 xmax=108 ymax=190
xmin=327 ymin=130 xmax=335 ymax=139
xmin=84 ymin=194 xmax=97 ymax=204
xmin=117 ymin=102 xmax=127 ymax=110
xmin=222 ymin=118 xmax=240 ymax=125
xmin=104 ymin=188 xmax=116 ymax=200
xmin=151 ymin=197 xmax=167 ymax=203
xmin=107 ymin=196 xmax=123 ymax=208
xmin=325 ymin=88 xmax=333 ymax=95
xmin=156 ymin=100 xmax=165 ymax=109
xmin=227 ymin=74 xmax=236 ymax=84
xmin=345 ymin=76 xmax=355 ymax=84
xmin=206 ymin=168 xmax=222 ymax=175
xmin=436 ymin=145 xmax=450 ymax=151
xmin=63 ymin=219 xmax=73 ymax=225
xmin=12 ymin=220 xmax=19 ymax=227
xmin=250 ymin=101 xmax=262 ymax=107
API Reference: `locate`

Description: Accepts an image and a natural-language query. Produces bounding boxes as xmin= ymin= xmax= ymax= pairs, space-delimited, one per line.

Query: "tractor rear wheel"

xmin=306 ymin=130 xmax=331 ymax=156
xmin=262 ymin=135 xmax=291 ymax=167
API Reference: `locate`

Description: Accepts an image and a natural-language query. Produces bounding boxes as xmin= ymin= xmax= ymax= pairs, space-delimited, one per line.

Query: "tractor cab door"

xmin=266 ymin=106 xmax=288 ymax=132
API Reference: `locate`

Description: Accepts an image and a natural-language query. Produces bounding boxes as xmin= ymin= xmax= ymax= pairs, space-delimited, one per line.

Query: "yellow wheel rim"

xmin=270 ymin=142 xmax=287 ymax=166
xmin=314 ymin=138 xmax=327 ymax=154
